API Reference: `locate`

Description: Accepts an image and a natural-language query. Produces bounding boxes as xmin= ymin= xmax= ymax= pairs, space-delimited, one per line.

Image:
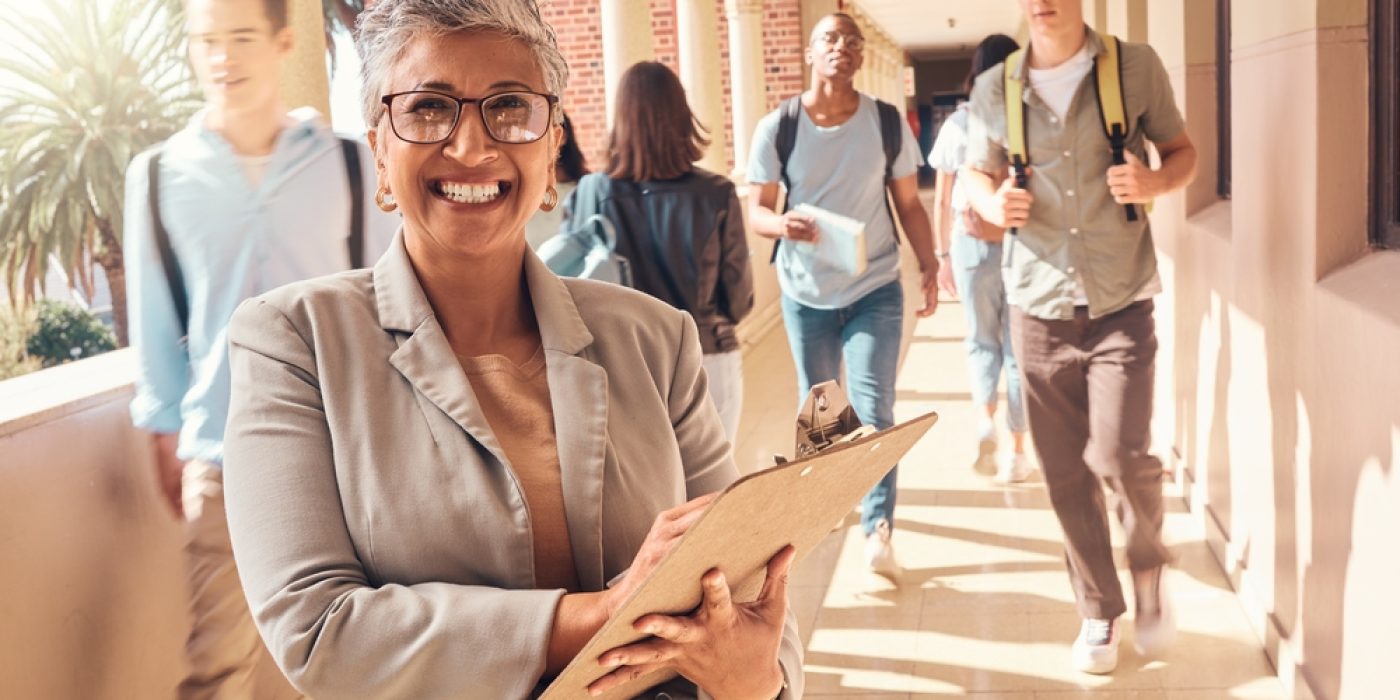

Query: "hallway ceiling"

xmin=854 ymin=0 xmax=1026 ymax=58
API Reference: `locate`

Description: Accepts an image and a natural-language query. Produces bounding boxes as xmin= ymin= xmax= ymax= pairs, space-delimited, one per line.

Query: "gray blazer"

xmin=223 ymin=234 xmax=803 ymax=700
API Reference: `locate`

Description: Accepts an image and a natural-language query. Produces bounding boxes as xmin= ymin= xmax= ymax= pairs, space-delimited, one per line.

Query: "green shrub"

xmin=0 ymin=305 xmax=40 ymax=380
xmin=25 ymin=300 xmax=117 ymax=369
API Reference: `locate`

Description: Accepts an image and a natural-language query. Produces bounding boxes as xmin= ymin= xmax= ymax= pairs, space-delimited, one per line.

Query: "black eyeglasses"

xmin=815 ymin=31 xmax=865 ymax=51
xmin=380 ymin=90 xmax=560 ymax=145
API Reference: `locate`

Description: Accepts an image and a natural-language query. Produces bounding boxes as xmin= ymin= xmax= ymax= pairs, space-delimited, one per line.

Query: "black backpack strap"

xmin=875 ymin=98 xmax=904 ymax=245
xmin=769 ymin=96 xmax=804 ymax=263
xmin=339 ymin=138 xmax=365 ymax=268
xmin=147 ymin=148 xmax=189 ymax=338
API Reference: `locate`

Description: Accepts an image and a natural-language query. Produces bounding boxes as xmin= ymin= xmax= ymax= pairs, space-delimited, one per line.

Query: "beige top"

xmin=222 ymin=235 xmax=803 ymax=700
xmin=964 ymin=28 xmax=1187 ymax=320
xmin=458 ymin=347 xmax=581 ymax=592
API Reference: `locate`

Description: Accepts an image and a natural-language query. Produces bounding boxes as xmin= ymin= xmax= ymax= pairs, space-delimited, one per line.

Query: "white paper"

xmin=793 ymin=203 xmax=867 ymax=276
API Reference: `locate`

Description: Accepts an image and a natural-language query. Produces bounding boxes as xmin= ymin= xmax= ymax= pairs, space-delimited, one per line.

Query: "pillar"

xmin=280 ymin=0 xmax=331 ymax=116
xmin=726 ymin=0 xmax=766 ymax=179
xmin=677 ymin=0 xmax=727 ymax=173
xmin=601 ymin=0 xmax=655 ymax=124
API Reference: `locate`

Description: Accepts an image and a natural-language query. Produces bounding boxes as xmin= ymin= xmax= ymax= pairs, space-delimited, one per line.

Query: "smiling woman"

xmin=218 ymin=1 xmax=805 ymax=699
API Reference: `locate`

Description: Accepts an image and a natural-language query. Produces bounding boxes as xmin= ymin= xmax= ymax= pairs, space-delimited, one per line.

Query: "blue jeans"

xmin=950 ymin=233 xmax=1026 ymax=433
xmin=780 ymin=280 xmax=903 ymax=536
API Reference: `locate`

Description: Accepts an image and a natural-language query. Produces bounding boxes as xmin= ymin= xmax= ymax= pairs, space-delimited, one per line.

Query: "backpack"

xmin=537 ymin=212 xmax=634 ymax=288
xmin=1002 ymin=31 xmax=1147 ymax=229
xmin=770 ymin=95 xmax=904 ymax=263
xmin=147 ymin=138 xmax=366 ymax=337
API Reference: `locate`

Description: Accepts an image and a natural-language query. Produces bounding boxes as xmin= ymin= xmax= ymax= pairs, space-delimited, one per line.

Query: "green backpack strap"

xmin=1003 ymin=48 xmax=1029 ymax=235
xmin=1092 ymin=31 xmax=1142 ymax=221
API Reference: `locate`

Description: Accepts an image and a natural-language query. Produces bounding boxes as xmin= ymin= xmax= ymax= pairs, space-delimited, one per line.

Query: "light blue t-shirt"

xmin=125 ymin=108 xmax=399 ymax=465
xmin=748 ymin=93 xmax=922 ymax=309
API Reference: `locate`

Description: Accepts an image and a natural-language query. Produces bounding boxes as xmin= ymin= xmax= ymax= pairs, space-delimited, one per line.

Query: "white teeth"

xmin=438 ymin=181 xmax=502 ymax=204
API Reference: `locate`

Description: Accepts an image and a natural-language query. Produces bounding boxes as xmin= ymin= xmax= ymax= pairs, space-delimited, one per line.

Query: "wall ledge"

xmin=1186 ymin=198 xmax=1234 ymax=238
xmin=1316 ymin=249 xmax=1400 ymax=330
xmin=0 ymin=348 xmax=135 ymax=439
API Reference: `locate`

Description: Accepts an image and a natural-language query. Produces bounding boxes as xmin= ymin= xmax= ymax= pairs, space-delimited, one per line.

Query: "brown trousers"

xmin=180 ymin=461 xmax=304 ymax=700
xmin=1010 ymin=300 xmax=1172 ymax=620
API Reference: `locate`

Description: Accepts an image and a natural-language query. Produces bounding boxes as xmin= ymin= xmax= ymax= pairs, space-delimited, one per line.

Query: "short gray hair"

xmin=355 ymin=0 xmax=569 ymax=128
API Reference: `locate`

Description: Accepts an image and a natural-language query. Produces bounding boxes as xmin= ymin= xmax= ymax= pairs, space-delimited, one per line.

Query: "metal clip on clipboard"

xmin=773 ymin=380 xmax=876 ymax=465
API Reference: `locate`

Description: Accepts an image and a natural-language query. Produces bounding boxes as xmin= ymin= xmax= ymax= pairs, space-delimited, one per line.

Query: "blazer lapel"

xmin=525 ymin=251 xmax=610 ymax=592
xmin=374 ymin=234 xmax=508 ymax=462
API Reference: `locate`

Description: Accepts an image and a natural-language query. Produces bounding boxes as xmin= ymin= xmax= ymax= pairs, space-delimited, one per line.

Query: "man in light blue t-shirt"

xmin=746 ymin=12 xmax=940 ymax=579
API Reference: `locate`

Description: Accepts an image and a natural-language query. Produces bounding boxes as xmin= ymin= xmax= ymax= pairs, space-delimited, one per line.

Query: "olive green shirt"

xmin=964 ymin=29 xmax=1186 ymax=320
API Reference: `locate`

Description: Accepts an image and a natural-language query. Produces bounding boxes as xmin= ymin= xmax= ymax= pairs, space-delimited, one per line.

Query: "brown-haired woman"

xmin=560 ymin=60 xmax=753 ymax=444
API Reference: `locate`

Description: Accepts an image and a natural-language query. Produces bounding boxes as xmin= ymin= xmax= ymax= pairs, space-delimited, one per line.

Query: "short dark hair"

xmin=556 ymin=111 xmax=588 ymax=183
xmin=606 ymin=62 xmax=709 ymax=182
xmin=964 ymin=34 xmax=1020 ymax=93
xmin=811 ymin=12 xmax=862 ymax=44
xmin=261 ymin=0 xmax=288 ymax=31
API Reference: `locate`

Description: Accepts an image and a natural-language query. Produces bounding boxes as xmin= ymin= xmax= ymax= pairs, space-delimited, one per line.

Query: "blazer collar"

xmin=373 ymin=229 xmax=595 ymax=355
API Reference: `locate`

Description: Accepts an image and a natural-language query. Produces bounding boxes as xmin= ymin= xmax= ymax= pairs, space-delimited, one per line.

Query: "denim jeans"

xmin=780 ymin=280 xmax=903 ymax=536
xmin=950 ymin=233 xmax=1027 ymax=434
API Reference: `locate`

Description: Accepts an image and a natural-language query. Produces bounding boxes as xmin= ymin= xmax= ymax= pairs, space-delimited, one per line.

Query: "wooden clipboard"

xmin=540 ymin=400 xmax=938 ymax=699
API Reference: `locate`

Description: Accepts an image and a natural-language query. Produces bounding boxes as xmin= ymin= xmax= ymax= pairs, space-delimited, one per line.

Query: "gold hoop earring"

xmin=375 ymin=187 xmax=397 ymax=213
xmin=540 ymin=185 xmax=558 ymax=212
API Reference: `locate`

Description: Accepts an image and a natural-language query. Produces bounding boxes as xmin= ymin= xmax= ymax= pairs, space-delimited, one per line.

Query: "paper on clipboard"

xmin=540 ymin=384 xmax=937 ymax=699
xmin=792 ymin=203 xmax=867 ymax=276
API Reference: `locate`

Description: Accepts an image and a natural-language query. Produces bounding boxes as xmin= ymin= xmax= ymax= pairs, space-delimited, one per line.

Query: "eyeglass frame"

xmin=813 ymin=31 xmax=866 ymax=51
xmin=378 ymin=89 xmax=561 ymax=145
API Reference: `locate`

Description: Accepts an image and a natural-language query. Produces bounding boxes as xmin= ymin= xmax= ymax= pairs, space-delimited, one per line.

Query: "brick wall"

xmin=538 ymin=0 xmax=607 ymax=171
xmin=543 ymin=0 xmax=807 ymax=176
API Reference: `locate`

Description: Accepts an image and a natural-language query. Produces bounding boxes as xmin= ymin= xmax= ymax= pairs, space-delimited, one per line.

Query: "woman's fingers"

xmin=587 ymin=660 xmax=669 ymax=696
xmin=701 ymin=568 xmax=734 ymax=618
xmin=634 ymin=614 xmax=698 ymax=643
xmin=761 ymin=543 xmax=795 ymax=604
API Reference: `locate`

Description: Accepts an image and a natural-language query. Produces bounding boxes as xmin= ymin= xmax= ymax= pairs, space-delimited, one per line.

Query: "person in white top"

xmin=928 ymin=34 xmax=1029 ymax=485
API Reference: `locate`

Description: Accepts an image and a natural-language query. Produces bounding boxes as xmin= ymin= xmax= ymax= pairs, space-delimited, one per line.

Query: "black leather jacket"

xmin=560 ymin=169 xmax=754 ymax=354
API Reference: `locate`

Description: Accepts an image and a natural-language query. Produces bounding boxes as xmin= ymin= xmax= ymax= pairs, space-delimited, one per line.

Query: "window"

xmin=1374 ymin=0 xmax=1400 ymax=248
xmin=1216 ymin=0 xmax=1231 ymax=199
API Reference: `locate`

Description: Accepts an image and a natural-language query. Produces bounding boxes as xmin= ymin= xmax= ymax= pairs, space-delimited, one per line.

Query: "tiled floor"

xmin=732 ymin=261 xmax=1287 ymax=698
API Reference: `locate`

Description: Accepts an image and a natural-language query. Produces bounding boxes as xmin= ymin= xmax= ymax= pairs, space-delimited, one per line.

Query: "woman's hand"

xmin=602 ymin=494 xmax=719 ymax=618
xmin=588 ymin=545 xmax=796 ymax=699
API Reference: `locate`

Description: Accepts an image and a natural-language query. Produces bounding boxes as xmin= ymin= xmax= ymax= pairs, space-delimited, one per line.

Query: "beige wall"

xmin=0 ymin=352 xmax=186 ymax=699
xmin=1149 ymin=2 xmax=1398 ymax=698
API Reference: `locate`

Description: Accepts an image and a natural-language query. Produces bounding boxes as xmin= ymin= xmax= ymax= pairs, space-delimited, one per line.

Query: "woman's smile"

xmin=429 ymin=178 xmax=513 ymax=207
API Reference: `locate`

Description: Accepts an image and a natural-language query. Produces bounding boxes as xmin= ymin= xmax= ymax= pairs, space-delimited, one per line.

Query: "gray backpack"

xmin=537 ymin=212 xmax=634 ymax=288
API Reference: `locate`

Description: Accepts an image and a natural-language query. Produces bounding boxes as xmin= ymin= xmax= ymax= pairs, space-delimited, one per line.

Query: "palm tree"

xmin=0 ymin=0 xmax=199 ymax=347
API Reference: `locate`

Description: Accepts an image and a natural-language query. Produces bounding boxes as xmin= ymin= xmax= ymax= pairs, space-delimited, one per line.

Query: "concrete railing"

xmin=0 ymin=349 xmax=186 ymax=699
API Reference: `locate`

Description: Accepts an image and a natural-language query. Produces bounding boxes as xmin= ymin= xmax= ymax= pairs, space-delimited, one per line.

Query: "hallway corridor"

xmin=731 ymin=265 xmax=1289 ymax=698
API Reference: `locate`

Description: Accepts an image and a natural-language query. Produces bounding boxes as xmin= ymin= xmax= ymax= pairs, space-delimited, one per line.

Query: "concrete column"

xmin=726 ymin=0 xmax=767 ymax=178
xmin=677 ymin=0 xmax=727 ymax=174
xmin=279 ymin=0 xmax=330 ymax=116
xmin=601 ymin=0 xmax=655 ymax=123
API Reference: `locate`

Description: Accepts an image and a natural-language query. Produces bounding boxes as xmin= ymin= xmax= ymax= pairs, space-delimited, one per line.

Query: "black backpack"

xmin=770 ymin=95 xmax=904 ymax=262
xmin=146 ymin=138 xmax=366 ymax=337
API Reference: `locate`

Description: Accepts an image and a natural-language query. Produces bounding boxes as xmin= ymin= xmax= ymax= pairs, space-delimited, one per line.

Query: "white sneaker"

xmin=974 ymin=417 xmax=998 ymax=475
xmin=1133 ymin=567 xmax=1177 ymax=658
xmin=995 ymin=452 xmax=1033 ymax=484
xmin=865 ymin=520 xmax=899 ymax=579
xmin=1072 ymin=617 xmax=1120 ymax=674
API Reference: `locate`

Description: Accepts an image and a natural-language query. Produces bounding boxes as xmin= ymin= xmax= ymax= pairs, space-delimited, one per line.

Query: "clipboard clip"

xmin=778 ymin=380 xmax=874 ymax=463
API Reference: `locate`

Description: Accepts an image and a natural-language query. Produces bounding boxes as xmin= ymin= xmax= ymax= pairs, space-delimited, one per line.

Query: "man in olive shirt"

xmin=961 ymin=0 xmax=1197 ymax=675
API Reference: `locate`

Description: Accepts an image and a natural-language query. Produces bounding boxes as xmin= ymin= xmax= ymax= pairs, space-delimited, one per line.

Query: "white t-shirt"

xmin=1027 ymin=44 xmax=1093 ymax=120
xmin=1028 ymin=44 xmax=1161 ymax=306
